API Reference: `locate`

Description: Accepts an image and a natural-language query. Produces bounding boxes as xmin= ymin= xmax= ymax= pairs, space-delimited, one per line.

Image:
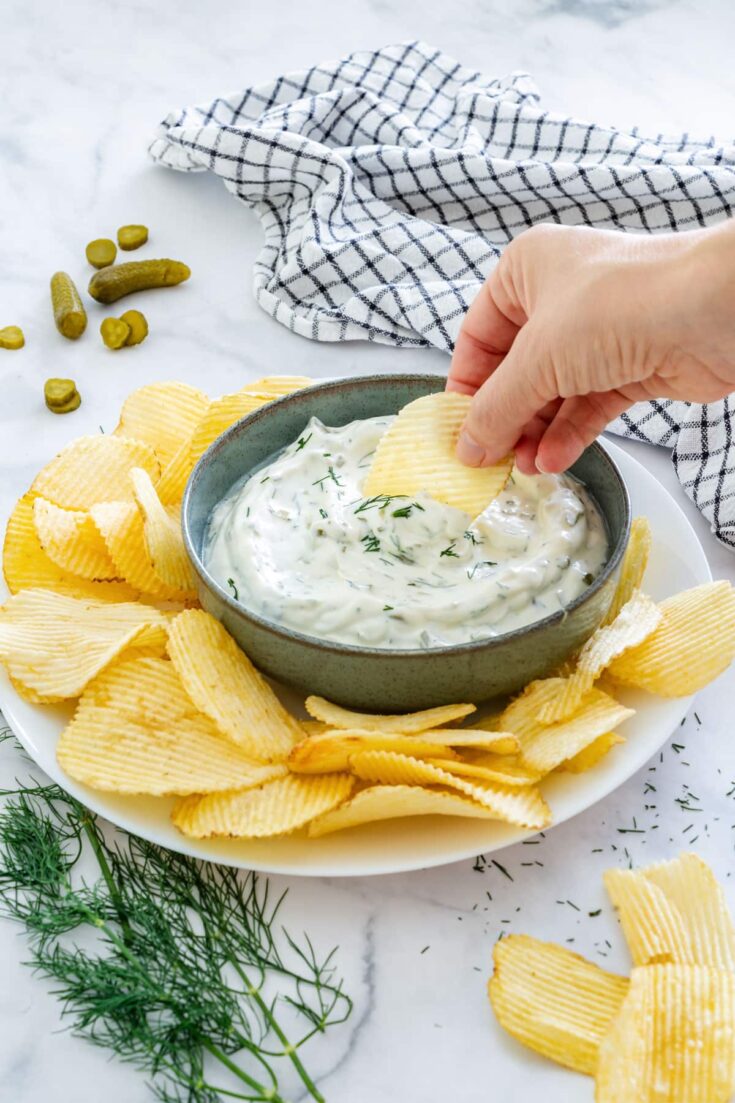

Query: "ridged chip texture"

xmin=167 ymin=609 xmax=303 ymax=760
xmin=90 ymin=500 xmax=189 ymax=601
xmin=30 ymin=434 xmax=160 ymax=510
xmin=172 ymin=773 xmax=354 ymax=838
xmin=604 ymin=516 xmax=652 ymax=625
xmin=3 ymin=494 xmax=137 ymax=601
xmin=247 ymin=375 xmax=313 ymax=397
xmin=501 ymin=688 xmax=634 ymax=775
xmin=605 ymin=867 xmax=696 ymax=966
xmin=308 ymin=783 xmax=505 ymax=836
xmin=155 ymin=436 xmax=196 ymax=505
xmin=114 ymin=382 xmax=209 ymax=465
xmin=596 ymin=965 xmax=735 ymax=1103
xmin=489 ymin=934 xmax=629 ymax=1076
xmin=189 ymin=392 xmax=268 ymax=463
xmin=57 ymin=656 xmax=280 ymax=794
xmin=0 ymin=589 xmax=169 ymax=701
xmin=608 ymin=581 xmax=735 ymax=696
xmin=349 ymin=750 xmax=550 ymax=828
xmin=363 ymin=392 xmax=513 ymax=517
xmin=426 ymin=755 xmax=539 ymax=787
xmin=130 ymin=468 xmax=197 ymax=597
xmin=304 ymin=695 xmax=475 ymax=733
xmin=537 ymin=591 xmax=662 ymax=724
xmin=562 ymin=732 xmax=624 ymax=773
xmin=287 ymin=729 xmax=458 ymax=774
xmin=32 ymin=498 xmax=119 ymax=581
xmin=605 ymin=854 xmax=735 ymax=970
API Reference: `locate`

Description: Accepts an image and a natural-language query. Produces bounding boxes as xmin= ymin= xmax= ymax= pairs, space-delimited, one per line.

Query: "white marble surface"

xmin=2 ymin=0 xmax=735 ymax=1099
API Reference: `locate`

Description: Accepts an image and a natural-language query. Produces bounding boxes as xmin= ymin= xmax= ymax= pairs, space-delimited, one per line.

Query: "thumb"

xmin=456 ymin=326 xmax=555 ymax=466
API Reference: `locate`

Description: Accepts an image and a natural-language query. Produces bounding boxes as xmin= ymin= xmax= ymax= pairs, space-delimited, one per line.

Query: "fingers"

xmin=447 ymin=262 xmax=523 ymax=396
xmin=456 ymin=327 xmax=555 ymax=466
xmin=535 ymin=391 xmax=633 ymax=473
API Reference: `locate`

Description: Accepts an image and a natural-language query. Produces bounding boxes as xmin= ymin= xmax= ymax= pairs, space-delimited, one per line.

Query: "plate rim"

xmin=0 ymin=437 xmax=712 ymax=877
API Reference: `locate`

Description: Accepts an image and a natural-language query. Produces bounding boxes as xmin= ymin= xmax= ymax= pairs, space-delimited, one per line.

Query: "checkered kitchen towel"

xmin=150 ymin=41 xmax=735 ymax=547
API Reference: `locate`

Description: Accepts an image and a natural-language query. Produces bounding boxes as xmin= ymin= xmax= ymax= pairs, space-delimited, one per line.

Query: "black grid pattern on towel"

xmin=150 ymin=41 xmax=735 ymax=547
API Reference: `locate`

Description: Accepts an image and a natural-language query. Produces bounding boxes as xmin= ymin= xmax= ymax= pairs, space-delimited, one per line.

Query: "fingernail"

xmin=535 ymin=455 xmax=550 ymax=474
xmin=456 ymin=430 xmax=486 ymax=467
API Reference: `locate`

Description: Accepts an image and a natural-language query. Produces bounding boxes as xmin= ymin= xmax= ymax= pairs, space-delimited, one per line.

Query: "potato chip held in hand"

xmin=363 ymin=392 xmax=513 ymax=517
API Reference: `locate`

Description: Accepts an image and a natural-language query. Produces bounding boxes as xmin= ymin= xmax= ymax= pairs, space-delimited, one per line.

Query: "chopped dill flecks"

xmin=361 ymin=533 xmax=380 ymax=553
xmin=227 ymin=577 xmax=239 ymax=600
xmin=295 ymin=432 xmax=312 ymax=450
xmin=312 ymin=465 xmax=344 ymax=489
xmin=440 ymin=542 xmax=460 ymax=558
xmin=391 ymin=501 xmax=425 ymax=519
xmin=354 ymin=494 xmax=401 ymax=514
xmin=383 ymin=605 xmax=394 ymax=612
xmin=319 ymin=508 xmax=328 ymax=519
xmin=491 ymin=859 xmax=513 ymax=881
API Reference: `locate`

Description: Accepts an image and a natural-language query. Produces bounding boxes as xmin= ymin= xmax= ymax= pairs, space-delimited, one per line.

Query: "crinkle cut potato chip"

xmin=189 ymin=392 xmax=269 ymax=464
xmin=287 ymin=730 xmax=459 ymax=774
xmin=502 ymin=688 xmax=634 ymax=775
xmin=604 ymin=867 xmax=696 ymax=966
xmin=537 ymin=591 xmax=662 ymax=724
xmin=562 ymin=732 xmax=624 ymax=773
xmin=167 ymin=609 xmax=302 ymax=761
xmin=607 ymin=581 xmax=735 ymax=696
xmin=0 ymin=589 xmax=169 ymax=701
xmin=156 ymin=435 xmax=196 ymax=506
xmin=489 ymin=934 xmax=629 ymax=1076
xmin=308 ymin=784 xmax=507 ymax=837
xmin=247 ymin=375 xmax=313 ymax=397
xmin=605 ymin=854 xmax=735 ymax=970
xmin=113 ymin=382 xmax=209 ymax=466
xmin=33 ymin=497 xmax=119 ymax=581
xmin=58 ymin=656 xmax=283 ymax=795
xmin=596 ymin=965 xmax=735 ymax=1103
xmin=604 ymin=516 xmax=653 ymax=625
xmin=304 ymin=695 xmax=475 ymax=733
xmin=363 ymin=392 xmax=513 ymax=517
xmin=3 ymin=494 xmax=137 ymax=601
xmin=130 ymin=468 xmax=197 ymax=597
xmin=172 ymin=774 xmax=355 ymax=839
xmin=349 ymin=750 xmax=551 ymax=828
xmin=31 ymin=434 xmax=160 ymax=510
xmin=424 ymin=756 xmax=539 ymax=788
xmin=90 ymin=501 xmax=186 ymax=601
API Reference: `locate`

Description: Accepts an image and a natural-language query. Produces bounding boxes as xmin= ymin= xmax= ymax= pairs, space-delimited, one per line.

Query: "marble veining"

xmin=2 ymin=0 xmax=735 ymax=1099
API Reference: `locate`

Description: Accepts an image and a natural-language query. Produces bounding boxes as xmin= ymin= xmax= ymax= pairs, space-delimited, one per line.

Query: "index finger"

xmin=447 ymin=268 xmax=522 ymax=395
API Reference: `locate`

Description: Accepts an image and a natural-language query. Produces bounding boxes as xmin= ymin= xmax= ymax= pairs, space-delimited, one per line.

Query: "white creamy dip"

xmin=204 ymin=415 xmax=609 ymax=650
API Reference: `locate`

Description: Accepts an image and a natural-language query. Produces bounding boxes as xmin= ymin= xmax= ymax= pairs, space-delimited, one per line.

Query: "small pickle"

xmin=88 ymin=259 xmax=190 ymax=304
xmin=120 ymin=309 xmax=148 ymax=346
xmin=0 ymin=326 xmax=24 ymax=350
xmin=100 ymin=317 xmax=132 ymax=349
xmin=117 ymin=224 xmax=149 ymax=251
xmin=51 ymin=272 xmax=87 ymax=340
xmin=45 ymin=378 xmax=81 ymax=414
xmin=86 ymin=238 xmax=117 ymax=269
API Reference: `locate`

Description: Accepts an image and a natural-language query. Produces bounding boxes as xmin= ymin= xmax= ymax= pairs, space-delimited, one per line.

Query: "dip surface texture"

xmin=204 ymin=416 xmax=609 ymax=649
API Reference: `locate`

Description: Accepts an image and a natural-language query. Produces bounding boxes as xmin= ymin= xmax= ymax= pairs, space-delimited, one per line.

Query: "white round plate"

xmin=0 ymin=440 xmax=710 ymax=877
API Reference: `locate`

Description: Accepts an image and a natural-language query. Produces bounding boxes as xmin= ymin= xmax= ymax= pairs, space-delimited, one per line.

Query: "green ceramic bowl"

xmin=182 ymin=374 xmax=631 ymax=711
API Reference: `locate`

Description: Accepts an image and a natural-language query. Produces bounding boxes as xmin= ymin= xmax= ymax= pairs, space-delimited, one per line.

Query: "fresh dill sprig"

xmin=0 ymin=735 xmax=351 ymax=1103
xmin=439 ymin=543 xmax=459 ymax=559
xmin=312 ymin=466 xmax=343 ymax=489
xmin=361 ymin=532 xmax=380 ymax=553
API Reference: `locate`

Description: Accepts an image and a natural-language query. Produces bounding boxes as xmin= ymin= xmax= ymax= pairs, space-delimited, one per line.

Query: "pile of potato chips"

xmin=490 ymin=853 xmax=735 ymax=1102
xmin=2 ymin=377 xmax=735 ymax=842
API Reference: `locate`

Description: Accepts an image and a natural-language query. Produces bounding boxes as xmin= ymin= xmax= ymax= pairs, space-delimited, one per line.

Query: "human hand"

xmin=448 ymin=220 xmax=735 ymax=474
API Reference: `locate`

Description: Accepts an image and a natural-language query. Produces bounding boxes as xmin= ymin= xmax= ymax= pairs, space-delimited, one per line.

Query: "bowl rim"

xmin=182 ymin=373 xmax=632 ymax=660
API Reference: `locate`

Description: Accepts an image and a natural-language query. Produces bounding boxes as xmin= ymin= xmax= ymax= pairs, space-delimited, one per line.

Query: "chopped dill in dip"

xmin=204 ymin=415 xmax=609 ymax=650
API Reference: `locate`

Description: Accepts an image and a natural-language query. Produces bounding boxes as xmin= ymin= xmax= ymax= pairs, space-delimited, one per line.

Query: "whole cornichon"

xmin=88 ymin=259 xmax=190 ymax=304
xmin=50 ymin=272 xmax=87 ymax=339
